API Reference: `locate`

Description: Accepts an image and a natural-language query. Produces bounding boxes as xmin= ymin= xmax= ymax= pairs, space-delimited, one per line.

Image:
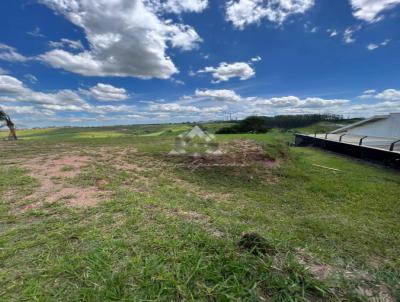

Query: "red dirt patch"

xmin=20 ymin=154 xmax=111 ymax=210
xmin=13 ymin=147 xmax=144 ymax=211
xmin=48 ymin=187 xmax=111 ymax=207
xmin=23 ymin=154 xmax=91 ymax=179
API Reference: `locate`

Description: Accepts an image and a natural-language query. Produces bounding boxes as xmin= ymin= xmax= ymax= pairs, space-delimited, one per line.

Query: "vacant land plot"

xmin=1 ymin=124 xmax=399 ymax=301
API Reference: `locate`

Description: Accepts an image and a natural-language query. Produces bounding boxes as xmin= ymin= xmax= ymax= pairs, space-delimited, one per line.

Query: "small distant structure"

xmin=169 ymin=125 xmax=222 ymax=156
xmin=295 ymin=113 xmax=400 ymax=168
xmin=0 ymin=108 xmax=17 ymax=140
xmin=331 ymin=113 xmax=400 ymax=138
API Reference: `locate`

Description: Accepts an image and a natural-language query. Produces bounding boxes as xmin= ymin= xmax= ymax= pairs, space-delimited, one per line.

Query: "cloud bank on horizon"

xmin=0 ymin=0 xmax=400 ymax=127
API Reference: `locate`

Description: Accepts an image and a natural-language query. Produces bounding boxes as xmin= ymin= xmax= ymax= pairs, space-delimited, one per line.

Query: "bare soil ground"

xmin=6 ymin=142 xmax=242 ymax=211
xmin=20 ymin=153 xmax=109 ymax=210
xmin=7 ymin=147 xmax=141 ymax=211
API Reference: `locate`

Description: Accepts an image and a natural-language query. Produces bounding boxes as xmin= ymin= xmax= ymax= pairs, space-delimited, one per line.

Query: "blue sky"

xmin=0 ymin=0 xmax=400 ymax=128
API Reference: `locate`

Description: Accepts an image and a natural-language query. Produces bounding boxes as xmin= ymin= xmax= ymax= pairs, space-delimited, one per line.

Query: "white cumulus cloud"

xmin=375 ymin=89 xmax=400 ymax=101
xmin=89 ymin=83 xmax=128 ymax=101
xmin=298 ymin=97 xmax=350 ymax=108
xmin=358 ymin=88 xmax=400 ymax=101
xmin=0 ymin=75 xmax=27 ymax=94
xmin=350 ymin=0 xmax=400 ymax=22
xmin=253 ymin=96 xmax=300 ymax=107
xmin=195 ymin=89 xmax=242 ymax=102
xmin=149 ymin=103 xmax=201 ymax=113
xmin=38 ymin=0 xmax=203 ymax=79
xmin=225 ymin=0 xmax=314 ymax=29
xmin=149 ymin=102 xmax=225 ymax=115
xmin=92 ymin=105 xmax=137 ymax=114
xmin=0 ymin=75 xmax=141 ymax=121
xmin=0 ymin=43 xmax=29 ymax=62
xmin=253 ymin=96 xmax=349 ymax=108
xmin=146 ymin=0 xmax=208 ymax=14
xmin=197 ymin=62 xmax=255 ymax=83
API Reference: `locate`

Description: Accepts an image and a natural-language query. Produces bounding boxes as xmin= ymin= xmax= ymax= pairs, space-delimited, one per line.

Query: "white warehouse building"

xmin=295 ymin=112 xmax=400 ymax=166
xmin=332 ymin=113 xmax=400 ymax=139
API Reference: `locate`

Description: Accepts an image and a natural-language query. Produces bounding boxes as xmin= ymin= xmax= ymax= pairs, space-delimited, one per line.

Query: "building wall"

xmin=346 ymin=113 xmax=400 ymax=138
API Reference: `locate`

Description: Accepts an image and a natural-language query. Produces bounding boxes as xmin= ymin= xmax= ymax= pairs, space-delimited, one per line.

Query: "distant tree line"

xmin=216 ymin=114 xmax=345 ymax=134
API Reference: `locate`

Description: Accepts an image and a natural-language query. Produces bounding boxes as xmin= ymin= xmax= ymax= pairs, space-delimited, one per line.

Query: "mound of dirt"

xmin=175 ymin=139 xmax=281 ymax=170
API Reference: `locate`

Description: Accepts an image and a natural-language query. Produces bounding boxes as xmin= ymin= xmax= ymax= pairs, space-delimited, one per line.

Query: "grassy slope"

xmin=1 ymin=123 xmax=399 ymax=301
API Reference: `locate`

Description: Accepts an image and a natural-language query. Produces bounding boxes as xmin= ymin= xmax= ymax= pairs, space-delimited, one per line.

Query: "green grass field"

xmin=1 ymin=123 xmax=399 ymax=301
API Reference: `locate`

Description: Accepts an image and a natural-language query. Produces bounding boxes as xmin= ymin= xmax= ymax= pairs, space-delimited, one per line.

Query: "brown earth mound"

xmin=177 ymin=139 xmax=281 ymax=170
